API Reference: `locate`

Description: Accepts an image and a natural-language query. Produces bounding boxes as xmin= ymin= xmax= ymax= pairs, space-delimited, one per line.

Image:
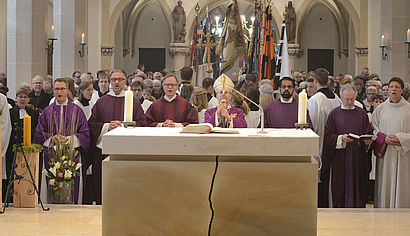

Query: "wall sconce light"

xmin=47 ymin=25 xmax=57 ymax=56
xmin=379 ymin=35 xmax=388 ymax=60
xmin=79 ymin=33 xmax=86 ymax=57
xmin=405 ymin=29 xmax=410 ymax=59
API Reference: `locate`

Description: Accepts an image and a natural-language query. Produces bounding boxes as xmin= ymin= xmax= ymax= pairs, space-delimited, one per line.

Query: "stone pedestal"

xmin=169 ymin=43 xmax=190 ymax=75
xmin=13 ymin=152 xmax=39 ymax=208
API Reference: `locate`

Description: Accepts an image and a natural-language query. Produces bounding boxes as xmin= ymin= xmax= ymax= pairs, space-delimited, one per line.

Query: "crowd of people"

xmin=0 ymin=65 xmax=408 ymax=208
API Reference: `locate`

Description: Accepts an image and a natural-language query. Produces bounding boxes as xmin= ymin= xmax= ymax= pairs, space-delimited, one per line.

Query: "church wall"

xmin=0 ymin=0 xmax=7 ymax=73
xmin=133 ymin=2 xmax=171 ymax=71
xmin=113 ymin=17 xmax=124 ymax=70
xmin=75 ymin=0 xmax=88 ymax=73
xmin=367 ymin=0 xmax=382 ymax=80
xmin=293 ymin=3 xmax=345 ymax=75
xmin=347 ymin=18 xmax=356 ymax=75
xmin=88 ymin=0 xmax=103 ymax=74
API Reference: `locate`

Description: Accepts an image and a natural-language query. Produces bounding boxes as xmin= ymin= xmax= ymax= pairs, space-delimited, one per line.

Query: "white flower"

xmin=75 ymin=163 xmax=82 ymax=171
xmin=49 ymin=179 xmax=55 ymax=186
xmin=64 ymin=170 xmax=72 ymax=179
xmin=49 ymin=166 xmax=57 ymax=177
xmin=55 ymin=162 xmax=61 ymax=169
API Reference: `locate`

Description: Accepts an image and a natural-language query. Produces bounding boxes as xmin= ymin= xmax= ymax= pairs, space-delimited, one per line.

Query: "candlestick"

xmin=407 ymin=29 xmax=410 ymax=43
xmin=81 ymin=33 xmax=85 ymax=44
xmin=381 ymin=35 xmax=385 ymax=47
xmin=23 ymin=114 xmax=31 ymax=146
xmin=124 ymin=86 xmax=133 ymax=122
xmin=298 ymin=91 xmax=307 ymax=124
xmin=51 ymin=25 xmax=55 ymax=38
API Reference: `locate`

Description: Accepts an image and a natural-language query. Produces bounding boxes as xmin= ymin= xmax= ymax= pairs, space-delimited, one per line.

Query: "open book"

xmin=181 ymin=123 xmax=239 ymax=134
xmin=348 ymin=133 xmax=375 ymax=141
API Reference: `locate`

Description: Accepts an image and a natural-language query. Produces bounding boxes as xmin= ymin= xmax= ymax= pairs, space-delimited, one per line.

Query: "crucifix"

xmin=196 ymin=29 xmax=218 ymax=74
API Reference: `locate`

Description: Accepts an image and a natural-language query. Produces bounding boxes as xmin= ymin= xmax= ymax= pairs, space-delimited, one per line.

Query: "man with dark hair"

xmin=29 ymin=75 xmax=53 ymax=112
xmin=307 ymin=67 xmax=341 ymax=207
xmin=372 ymin=77 xmax=410 ymax=208
xmin=180 ymin=67 xmax=193 ymax=85
xmin=88 ymin=70 xmax=146 ymax=204
xmin=91 ymin=71 xmax=110 ymax=104
xmin=202 ymin=77 xmax=218 ymax=109
xmin=264 ymin=77 xmax=312 ymax=128
xmin=131 ymin=80 xmax=152 ymax=113
xmin=145 ymin=74 xmax=198 ymax=127
xmin=306 ymin=78 xmax=317 ymax=99
xmin=72 ymin=71 xmax=81 ymax=86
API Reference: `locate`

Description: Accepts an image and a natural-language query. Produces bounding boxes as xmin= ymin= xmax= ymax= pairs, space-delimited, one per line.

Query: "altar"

xmin=102 ymin=127 xmax=319 ymax=235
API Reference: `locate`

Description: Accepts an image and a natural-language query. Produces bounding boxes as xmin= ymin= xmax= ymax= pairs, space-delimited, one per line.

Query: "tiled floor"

xmin=0 ymin=205 xmax=409 ymax=235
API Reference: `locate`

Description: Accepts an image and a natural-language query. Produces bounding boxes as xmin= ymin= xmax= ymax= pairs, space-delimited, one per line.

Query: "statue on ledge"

xmin=172 ymin=1 xmax=186 ymax=43
xmin=285 ymin=1 xmax=296 ymax=43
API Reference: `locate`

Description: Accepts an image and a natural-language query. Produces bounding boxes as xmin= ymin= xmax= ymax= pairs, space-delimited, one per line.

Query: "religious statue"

xmin=285 ymin=1 xmax=296 ymax=43
xmin=172 ymin=1 xmax=186 ymax=43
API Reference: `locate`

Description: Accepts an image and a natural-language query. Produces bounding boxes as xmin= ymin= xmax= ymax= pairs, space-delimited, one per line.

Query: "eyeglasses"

xmin=54 ymin=88 xmax=67 ymax=91
xmin=163 ymin=83 xmax=178 ymax=88
xmin=32 ymin=82 xmax=43 ymax=85
xmin=111 ymin=78 xmax=125 ymax=82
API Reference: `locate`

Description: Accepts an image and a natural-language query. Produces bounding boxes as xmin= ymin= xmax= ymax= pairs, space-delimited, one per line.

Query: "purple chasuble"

xmin=204 ymin=107 xmax=247 ymax=128
xmin=34 ymin=100 xmax=90 ymax=204
xmin=322 ymin=106 xmax=373 ymax=208
xmin=145 ymin=95 xmax=198 ymax=127
xmin=88 ymin=94 xmax=146 ymax=204
xmin=264 ymin=100 xmax=313 ymax=128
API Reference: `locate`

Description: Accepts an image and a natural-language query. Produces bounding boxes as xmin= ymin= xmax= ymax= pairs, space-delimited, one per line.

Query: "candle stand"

xmin=295 ymin=123 xmax=309 ymax=130
xmin=122 ymin=121 xmax=136 ymax=128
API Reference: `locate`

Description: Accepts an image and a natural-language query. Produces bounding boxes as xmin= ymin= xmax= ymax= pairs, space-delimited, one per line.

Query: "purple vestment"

xmin=34 ymin=100 xmax=90 ymax=204
xmin=88 ymin=94 xmax=146 ymax=204
xmin=204 ymin=107 xmax=247 ymax=128
xmin=264 ymin=100 xmax=313 ymax=128
xmin=322 ymin=106 xmax=373 ymax=208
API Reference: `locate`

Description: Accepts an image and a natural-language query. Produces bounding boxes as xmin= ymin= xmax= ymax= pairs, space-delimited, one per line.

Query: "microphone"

xmin=232 ymin=88 xmax=267 ymax=133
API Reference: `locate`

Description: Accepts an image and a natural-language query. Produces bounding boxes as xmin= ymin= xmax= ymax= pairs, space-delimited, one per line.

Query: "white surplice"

xmin=1 ymin=93 xmax=11 ymax=179
xmin=371 ymin=98 xmax=410 ymax=208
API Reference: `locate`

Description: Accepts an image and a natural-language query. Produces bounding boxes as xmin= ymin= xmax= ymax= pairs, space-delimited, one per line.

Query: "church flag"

xmin=261 ymin=6 xmax=276 ymax=81
xmin=216 ymin=0 xmax=246 ymax=74
xmin=274 ymin=21 xmax=291 ymax=89
xmin=246 ymin=1 xmax=261 ymax=74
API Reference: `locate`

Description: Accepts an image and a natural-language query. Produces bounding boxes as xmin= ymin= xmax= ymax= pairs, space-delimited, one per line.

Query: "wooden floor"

xmin=0 ymin=205 xmax=409 ymax=235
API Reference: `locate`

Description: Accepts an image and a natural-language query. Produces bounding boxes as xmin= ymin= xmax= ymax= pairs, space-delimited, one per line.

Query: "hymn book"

xmin=348 ymin=133 xmax=375 ymax=142
xmin=181 ymin=123 xmax=239 ymax=134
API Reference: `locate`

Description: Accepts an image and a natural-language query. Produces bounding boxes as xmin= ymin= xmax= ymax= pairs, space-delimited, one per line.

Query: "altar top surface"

xmin=102 ymin=127 xmax=319 ymax=157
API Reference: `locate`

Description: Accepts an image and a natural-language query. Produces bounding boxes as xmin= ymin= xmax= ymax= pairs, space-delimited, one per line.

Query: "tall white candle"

xmin=407 ymin=29 xmax=410 ymax=43
xmin=298 ymin=91 xmax=307 ymax=124
xmin=124 ymin=86 xmax=133 ymax=122
xmin=381 ymin=35 xmax=385 ymax=46
xmin=81 ymin=33 xmax=85 ymax=44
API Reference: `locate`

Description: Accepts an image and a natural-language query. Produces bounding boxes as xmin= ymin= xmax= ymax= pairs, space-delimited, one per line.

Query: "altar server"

xmin=371 ymin=77 xmax=410 ymax=208
xmin=204 ymin=74 xmax=247 ymax=128
xmin=323 ymin=84 xmax=373 ymax=208
xmin=145 ymin=74 xmax=198 ymax=127
xmin=88 ymin=70 xmax=146 ymax=204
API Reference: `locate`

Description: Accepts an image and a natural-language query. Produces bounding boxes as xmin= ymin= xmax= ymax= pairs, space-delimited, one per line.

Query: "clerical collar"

xmin=341 ymin=104 xmax=355 ymax=110
xmin=164 ymin=94 xmax=177 ymax=102
xmin=139 ymin=97 xmax=144 ymax=104
xmin=56 ymin=99 xmax=68 ymax=106
xmin=317 ymin=88 xmax=336 ymax=99
xmin=79 ymin=98 xmax=90 ymax=106
xmin=280 ymin=97 xmax=293 ymax=103
xmin=108 ymin=89 xmax=125 ymax=97
xmin=98 ymin=90 xmax=109 ymax=97
xmin=19 ymin=108 xmax=27 ymax=119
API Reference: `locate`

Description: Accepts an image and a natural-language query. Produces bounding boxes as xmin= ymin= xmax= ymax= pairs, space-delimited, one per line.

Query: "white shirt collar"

xmin=108 ymin=89 xmax=125 ymax=97
xmin=164 ymin=94 xmax=177 ymax=102
xmin=56 ymin=99 xmax=68 ymax=106
xmin=19 ymin=108 xmax=27 ymax=119
xmin=280 ymin=97 xmax=293 ymax=103
xmin=341 ymin=104 xmax=355 ymax=110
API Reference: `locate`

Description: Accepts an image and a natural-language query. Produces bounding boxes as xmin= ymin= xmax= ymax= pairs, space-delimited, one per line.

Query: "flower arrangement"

xmin=43 ymin=137 xmax=81 ymax=203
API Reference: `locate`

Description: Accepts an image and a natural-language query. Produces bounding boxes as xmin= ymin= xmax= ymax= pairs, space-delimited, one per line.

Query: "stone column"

xmin=53 ymin=0 xmax=87 ymax=79
xmin=88 ymin=0 xmax=102 ymax=74
xmin=356 ymin=0 xmax=369 ymax=75
xmin=100 ymin=0 xmax=113 ymax=70
xmin=7 ymin=0 xmax=48 ymax=97
xmin=169 ymin=43 xmax=190 ymax=78
xmin=380 ymin=0 xmax=410 ymax=83
xmin=0 ymin=0 xmax=7 ymax=73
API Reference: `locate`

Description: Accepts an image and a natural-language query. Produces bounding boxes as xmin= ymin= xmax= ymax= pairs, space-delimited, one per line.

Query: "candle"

xmin=51 ymin=25 xmax=55 ymax=38
xmin=298 ymin=91 xmax=307 ymax=124
xmin=381 ymin=35 xmax=385 ymax=46
xmin=124 ymin=86 xmax=133 ymax=122
xmin=23 ymin=114 xmax=31 ymax=146
xmin=81 ymin=33 xmax=85 ymax=44
xmin=407 ymin=29 xmax=410 ymax=43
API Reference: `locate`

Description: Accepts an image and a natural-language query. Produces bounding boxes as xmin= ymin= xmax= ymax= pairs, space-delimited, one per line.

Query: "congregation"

xmin=0 ymin=65 xmax=409 ymax=208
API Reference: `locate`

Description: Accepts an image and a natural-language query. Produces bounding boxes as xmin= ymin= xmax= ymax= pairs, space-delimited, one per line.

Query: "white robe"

xmin=245 ymin=110 xmax=261 ymax=128
xmin=74 ymin=100 xmax=95 ymax=120
xmin=371 ymin=98 xmax=410 ymax=208
xmin=307 ymin=91 xmax=342 ymax=158
xmin=141 ymin=99 xmax=153 ymax=114
xmin=1 ymin=93 xmax=11 ymax=179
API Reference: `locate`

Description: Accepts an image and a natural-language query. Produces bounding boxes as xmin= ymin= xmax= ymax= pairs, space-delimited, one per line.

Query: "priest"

xmin=34 ymin=78 xmax=90 ymax=204
xmin=88 ymin=70 xmax=146 ymax=204
xmin=371 ymin=77 xmax=410 ymax=208
xmin=145 ymin=74 xmax=198 ymax=127
xmin=323 ymin=84 xmax=373 ymax=208
xmin=264 ymin=77 xmax=312 ymax=128
xmin=204 ymin=74 xmax=247 ymax=128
